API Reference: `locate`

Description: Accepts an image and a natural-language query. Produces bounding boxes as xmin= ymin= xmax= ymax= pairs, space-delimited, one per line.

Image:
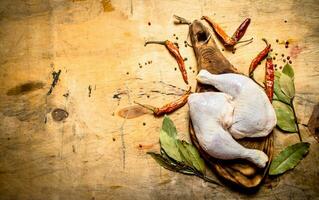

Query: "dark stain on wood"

xmin=308 ymin=103 xmax=319 ymax=142
xmin=47 ymin=70 xmax=61 ymax=96
xmin=51 ymin=108 xmax=69 ymax=121
xmin=101 ymin=0 xmax=115 ymax=12
xmin=88 ymin=85 xmax=92 ymax=97
xmin=7 ymin=81 xmax=45 ymax=96
xmin=117 ymin=105 xmax=150 ymax=119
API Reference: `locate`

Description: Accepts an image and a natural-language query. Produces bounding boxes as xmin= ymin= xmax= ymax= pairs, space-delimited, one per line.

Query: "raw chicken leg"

xmin=188 ymin=92 xmax=269 ymax=168
xmin=196 ymin=70 xmax=277 ymax=139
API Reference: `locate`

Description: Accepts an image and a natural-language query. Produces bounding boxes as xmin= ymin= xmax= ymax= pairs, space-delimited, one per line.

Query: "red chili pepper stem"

xmin=133 ymin=101 xmax=157 ymax=113
xmin=144 ymin=41 xmax=166 ymax=46
xmin=262 ymin=38 xmax=269 ymax=46
xmin=235 ymin=37 xmax=253 ymax=44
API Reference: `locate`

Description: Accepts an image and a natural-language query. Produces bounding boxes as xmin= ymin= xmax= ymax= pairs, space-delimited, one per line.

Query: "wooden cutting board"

xmin=188 ymin=19 xmax=273 ymax=189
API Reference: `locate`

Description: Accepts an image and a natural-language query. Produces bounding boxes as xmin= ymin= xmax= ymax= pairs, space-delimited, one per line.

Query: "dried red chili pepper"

xmin=249 ymin=39 xmax=271 ymax=77
xmin=232 ymin=18 xmax=251 ymax=43
xmin=134 ymin=87 xmax=191 ymax=116
xmin=145 ymin=40 xmax=188 ymax=84
xmin=201 ymin=16 xmax=252 ymax=47
xmin=265 ymin=56 xmax=274 ymax=101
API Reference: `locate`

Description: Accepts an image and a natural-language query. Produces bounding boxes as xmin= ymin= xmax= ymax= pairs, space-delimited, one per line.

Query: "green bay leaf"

xmin=272 ymin=100 xmax=297 ymax=132
xmin=162 ymin=115 xmax=177 ymax=138
xmin=159 ymin=129 xmax=182 ymax=162
xmin=269 ymin=142 xmax=310 ymax=175
xmin=282 ymin=64 xmax=294 ymax=78
xmin=178 ymin=140 xmax=206 ymax=174
xmin=274 ymin=73 xmax=291 ymax=104
xmin=279 ymin=72 xmax=295 ymax=99
xmin=147 ymin=152 xmax=195 ymax=175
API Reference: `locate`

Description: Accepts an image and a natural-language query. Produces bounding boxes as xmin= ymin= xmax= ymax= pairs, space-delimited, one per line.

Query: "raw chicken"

xmin=188 ymin=92 xmax=269 ymax=168
xmin=196 ymin=70 xmax=277 ymax=139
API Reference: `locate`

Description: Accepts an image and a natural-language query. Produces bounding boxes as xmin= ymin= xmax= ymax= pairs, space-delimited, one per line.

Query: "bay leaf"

xmin=279 ymin=72 xmax=295 ymax=99
xmin=162 ymin=115 xmax=177 ymax=138
xmin=147 ymin=152 xmax=195 ymax=175
xmin=274 ymin=72 xmax=291 ymax=104
xmin=269 ymin=142 xmax=310 ymax=175
xmin=159 ymin=129 xmax=182 ymax=162
xmin=282 ymin=63 xmax=294 ymax=78
xmin=177 ymin=140 xmax=205 ymax=173
xmin=272 ymin=100 xmax=297 ymax=132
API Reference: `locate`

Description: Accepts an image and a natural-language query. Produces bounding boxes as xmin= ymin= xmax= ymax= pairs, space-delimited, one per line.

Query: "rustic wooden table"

xmin=0 ymin=0 xmax=318 ymax=199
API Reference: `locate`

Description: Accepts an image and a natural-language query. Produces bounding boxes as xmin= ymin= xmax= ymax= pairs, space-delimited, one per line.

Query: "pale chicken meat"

xmin=196 ymin=70 xmax=277 ymax=139
xmin=188 ymin=92 xmax=269 ymax=168
xmin=188 ymin=70 xmax=276 ymax=168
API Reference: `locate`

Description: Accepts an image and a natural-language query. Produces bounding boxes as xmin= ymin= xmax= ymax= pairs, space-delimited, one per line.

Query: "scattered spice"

xmin=147 ymin=95 xmax=150 ymax=98
xmin=273 ymin=57 xmax=276 ymax=60
xmin=249 ymin=39 xmax=271 ymax=77
xmin=289 ymin=60 xmax=292 ymax=64
xmin=134 ymin=87 xmax=191 ymax=116
xmin=184 ymin=57 xmax=188 ymax=61
xmin=174 ymin=67 xmax=177 ymax=71
xmin=176 ymin=37 xmax=179 ymax=40
xmin=287 ymin=56 xmax=290 ymax=60
xmin=282 ymin=54 xmax=284 ymax=57
xmin=284 ymin=20 xmax=287 ymax=23
xmin=145 ymin=40 xmax=188 ymax=84
xmin=276 ymin=39 xmax=279 ymax=43
xmin=143 ymin=122 xmax=146 ymax=126
xmin=148 ymin=22 xmax=151 ymax=26
xmin=113 ymin=138 xmax=116 ymax=141
xmin=126 ymin=72 xmax=129 ymax=75
xmin=283 ymin=59 xmax=286 ymax=62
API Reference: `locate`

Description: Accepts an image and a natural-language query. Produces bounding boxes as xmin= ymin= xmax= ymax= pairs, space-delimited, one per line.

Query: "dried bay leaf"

xmin=282 ymin=64 xmax=294 ymax=78
xmin=147 ymin=152 xmax=195 ymax=175
xmin=177 ymin=140 xmax=205 ymax=173
xmin=279 ymin=72 xmax=295 ymax=99
xmin=269 ymin=142 xmax=310 ymax=175
xmin=162 ymin=115 xmax=177 ymax=138
xmin=159 ymin=129 xmax=182 ymax=162
xmin=274 ymin=72 xmax=291 ymax=104
xmin=272 ymin=100 xmax=297 ymax=132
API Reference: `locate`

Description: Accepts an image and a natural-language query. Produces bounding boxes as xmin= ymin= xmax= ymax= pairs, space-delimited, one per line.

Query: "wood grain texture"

xmin=0 ymin=0 xmax=318 ymax=199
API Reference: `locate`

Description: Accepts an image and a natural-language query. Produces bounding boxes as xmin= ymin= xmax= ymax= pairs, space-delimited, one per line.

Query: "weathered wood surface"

xmin=0 ymin=0 xmax=318 ymax=199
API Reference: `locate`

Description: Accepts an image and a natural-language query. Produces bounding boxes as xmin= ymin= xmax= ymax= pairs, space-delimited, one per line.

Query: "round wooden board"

xmin=188 ymin=20 xmax=274 ymax=189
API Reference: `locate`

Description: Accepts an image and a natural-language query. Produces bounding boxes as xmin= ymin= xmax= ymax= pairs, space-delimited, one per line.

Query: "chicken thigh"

xmin=188 ymin=92 xmax=269 ymax=168
xmin=196 ymin=70 xmax=277 ymax=139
